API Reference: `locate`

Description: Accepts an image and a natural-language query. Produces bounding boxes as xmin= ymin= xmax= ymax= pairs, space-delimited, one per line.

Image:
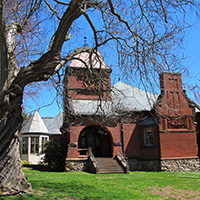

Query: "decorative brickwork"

xmin=157 ymin=73 xmax=198 ymax=160
xmin=167 ymin=117 xmax=187 ymax=129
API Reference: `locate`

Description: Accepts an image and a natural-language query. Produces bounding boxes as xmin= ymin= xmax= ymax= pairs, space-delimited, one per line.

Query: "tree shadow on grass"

xmin=23 ymin=165 xmax=53 ymax=172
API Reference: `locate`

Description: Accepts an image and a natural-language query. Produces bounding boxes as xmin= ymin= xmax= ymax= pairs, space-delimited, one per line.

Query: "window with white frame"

xmin=144 ymin=128 xmax=154 ymax=147
xmin=42 ymin=137 xmax=48 ymax=146
xmin=22 ymin=137 xmax=28 ymax=154
xmin=31 ymin=137 xmax=39 ymax=154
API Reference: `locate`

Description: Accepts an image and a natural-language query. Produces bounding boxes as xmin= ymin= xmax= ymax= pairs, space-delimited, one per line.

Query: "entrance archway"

xmin=78 ymin=125 xmax=112 ymax=157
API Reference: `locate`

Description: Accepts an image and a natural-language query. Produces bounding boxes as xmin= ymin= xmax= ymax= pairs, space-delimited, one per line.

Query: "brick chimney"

xmin=158 ymin=72 xmax=194 ymax=117
xmin=159 ymin=72 xmax=183 ymax=92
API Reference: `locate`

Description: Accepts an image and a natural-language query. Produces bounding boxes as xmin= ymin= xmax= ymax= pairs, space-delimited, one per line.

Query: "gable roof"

xmin=112 ymin=81 xmax=158 ymax=112
xmin=70 ymin=81 xmax=158 ymax=115
xmin=21 ymin=110 xmax=49 ymax=134
xmin=42 ymin=112 xmax=63 ymax=135
xmin=70 ymin=99 xmax=113 ymax=115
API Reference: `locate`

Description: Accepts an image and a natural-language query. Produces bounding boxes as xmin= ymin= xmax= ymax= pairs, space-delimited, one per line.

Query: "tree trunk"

xmin=0 ymin=91 xmax=32 ymax=194
xmin=0 ymin=139 xmax=31 ymax=194
xmin=0 ymin=0 xmax=83 ymax=194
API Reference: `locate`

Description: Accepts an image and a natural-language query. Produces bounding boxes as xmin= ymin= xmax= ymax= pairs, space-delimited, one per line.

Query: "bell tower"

xmin=65 ymin=48 xmax=112 ymax=101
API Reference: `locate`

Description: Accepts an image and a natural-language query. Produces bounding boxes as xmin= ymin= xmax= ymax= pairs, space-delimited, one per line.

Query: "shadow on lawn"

xmin=23 ymin=164 xmax=54 ymax=172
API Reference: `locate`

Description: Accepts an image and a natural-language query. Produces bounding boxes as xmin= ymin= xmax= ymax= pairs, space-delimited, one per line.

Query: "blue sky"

xmin=24 ymin=17 xmax=200 ymax=118
xmin=184 ymin=24 xmax=200 ymax=76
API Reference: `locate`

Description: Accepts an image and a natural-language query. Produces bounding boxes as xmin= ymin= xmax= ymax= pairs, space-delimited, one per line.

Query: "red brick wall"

xmin=65 ymin=72 xmax=198 ymax=162
xmin=124 ymin=123 xmax=160 ymax=159
xmin=124 ymin=123 xmax=140 ymax=158
xmin=66 ymin=118 xmax=123 ymax=158
xmin=159 ymin=132 xmax=198 ymax=159
xmin=158 ymin=72 xmax=198 ymax=159
xmin=66 ymin=117 xmax=162 ymax=160
xmin=107 ymin=124 xmax=123 ymax=156
xmin=159 ymin=73 xmax=193 ymax=117
xmin=67 ymin=126 xmax=84 ymax=158
xmin=139 ymin=126 xmax=160 ymax=160
xmin=160 ymin=72 xmax=183 ymax=91
xmin=66 ymin=68 xmax=111 ymax=100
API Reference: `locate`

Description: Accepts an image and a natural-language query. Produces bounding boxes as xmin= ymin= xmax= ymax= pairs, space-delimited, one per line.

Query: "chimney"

xmin=159 ymin=72 xmax=183 ymax=92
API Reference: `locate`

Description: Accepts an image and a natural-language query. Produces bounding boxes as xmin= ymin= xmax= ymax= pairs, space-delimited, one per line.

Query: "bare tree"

xmin=0 ymin=0 xmax=199 ymax=195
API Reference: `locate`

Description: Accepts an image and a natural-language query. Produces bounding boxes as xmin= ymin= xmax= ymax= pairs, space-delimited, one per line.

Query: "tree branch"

xmin=83 ymin=12 xmax=98 ymax=47
xmin=44 ymin=0 xmax=61 ymax=20
xmin=107 ymin=0 xmax=138 ymax=45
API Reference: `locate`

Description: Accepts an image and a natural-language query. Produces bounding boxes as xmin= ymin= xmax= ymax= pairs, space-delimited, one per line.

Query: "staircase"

xmin=95 ymin=157 xmax=124 ymax=174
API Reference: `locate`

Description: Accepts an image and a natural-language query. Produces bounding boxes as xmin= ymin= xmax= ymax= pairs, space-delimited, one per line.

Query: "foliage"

xmin=2 ymin=168 xmax=200 ymax=199
xmin=20 ymin=160 xmax=32 ymax=165
xmin=37 ymin=161 xmax=43 ymax=165
xmin=41 ymin=138 xmax=65 ymax=172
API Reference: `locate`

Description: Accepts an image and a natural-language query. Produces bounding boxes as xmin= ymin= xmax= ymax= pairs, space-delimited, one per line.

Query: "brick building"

xmin=60 ymin=48 xmax=200 ymax=172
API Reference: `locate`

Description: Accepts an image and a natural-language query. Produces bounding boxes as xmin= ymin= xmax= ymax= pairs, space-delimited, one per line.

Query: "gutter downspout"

xmin=119 ymin=119 xmax=125 ymax=157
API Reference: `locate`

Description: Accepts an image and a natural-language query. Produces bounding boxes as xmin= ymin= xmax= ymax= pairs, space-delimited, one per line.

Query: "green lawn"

xmin=1 ymin=167 xmax=200 ymax=199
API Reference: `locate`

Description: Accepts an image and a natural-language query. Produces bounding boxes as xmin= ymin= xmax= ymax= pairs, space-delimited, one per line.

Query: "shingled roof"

xmin=68 ymin=47 xmax=110 ymax=70
xmin=70 ymin=81 xmax=158 ymax=115
xmin=112 ymin=81 xmax=158 ymax=112
xmin=21 ymin=111 xmax=63 ymax=135
xmin=42 ymin=112 xmax=63 ymax=135
xmin=21 ymin=110 xmax=49 ymax=134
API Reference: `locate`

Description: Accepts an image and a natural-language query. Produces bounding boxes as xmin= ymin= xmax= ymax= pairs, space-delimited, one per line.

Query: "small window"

xmin=22 ymin=137 xmax=28 ymax=154
xmin=31 ymin=137 xmax=39 ymax=154
xmin=144 ymin=128 xmax=154 ymax=147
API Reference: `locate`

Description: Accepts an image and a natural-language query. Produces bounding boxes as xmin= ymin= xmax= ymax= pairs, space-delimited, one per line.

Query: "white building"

xmin=20 ymin=110 xmax=62 ymax=164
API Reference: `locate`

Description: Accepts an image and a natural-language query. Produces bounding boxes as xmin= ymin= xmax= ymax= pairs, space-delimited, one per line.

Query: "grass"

xmin=1 ymin=167 xmax=200 ymax=199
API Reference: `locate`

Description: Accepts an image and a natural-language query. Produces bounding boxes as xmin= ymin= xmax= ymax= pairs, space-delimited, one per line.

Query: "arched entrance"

xmin=78 ymin=125 xmax=112 ymax=157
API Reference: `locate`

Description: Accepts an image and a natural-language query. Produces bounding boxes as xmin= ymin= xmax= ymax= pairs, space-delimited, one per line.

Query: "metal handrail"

xmin=90 ymin=151 xmax=99 ymax=167
xmin=117 ymin=150 xmax=129 ymax=166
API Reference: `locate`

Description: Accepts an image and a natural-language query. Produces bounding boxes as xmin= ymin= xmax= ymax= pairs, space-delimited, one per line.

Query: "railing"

xmin=117 ymin=151 xmax=129 ymax=166
xmin=88 ymin=148 xmax=99 ymax=173
xmin=116 ymin=150 xmax=129 ymax=174
xmin=90 ymin=151 xmax=99 ymax=167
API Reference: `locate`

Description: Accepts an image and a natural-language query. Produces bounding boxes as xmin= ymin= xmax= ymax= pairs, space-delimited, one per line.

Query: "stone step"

xmin=95 ymin=157 xmax=124 ymax=174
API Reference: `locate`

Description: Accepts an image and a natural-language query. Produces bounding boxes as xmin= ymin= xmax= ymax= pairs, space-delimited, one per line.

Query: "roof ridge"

xmin=113 ymin=81 xmax=158 ymax=95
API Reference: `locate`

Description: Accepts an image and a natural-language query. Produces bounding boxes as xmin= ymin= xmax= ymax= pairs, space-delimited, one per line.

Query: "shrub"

xmin=41 ymin=138 xmax=65 ymax=171
xmin=20 ymin=160 xmax=32 ymax=165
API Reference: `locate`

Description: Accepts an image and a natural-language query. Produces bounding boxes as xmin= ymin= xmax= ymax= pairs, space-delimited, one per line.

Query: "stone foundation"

xmin=65 ymin=159 xmax=87 ymax=172
xmin=128 ymin=158 xmax=200 ymax=172
xmin=128 ymin=159 xmax=161 ymax=171
xmin=65 ymin=158 xmax=200 ymax=172
xmin=161 ymin=158 xmax=200 ymax=172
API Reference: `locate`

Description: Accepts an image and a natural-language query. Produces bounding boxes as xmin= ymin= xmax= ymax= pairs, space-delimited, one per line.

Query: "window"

xmin=144 ymin=128 xmax=154 ymax=147
xmin=22 ymin=137 xmax=28 ymax=154
xmin=31 ymin=137 xmax=39 ymax=154
xmin=42 ymin=137 xmax=48 ymax=146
